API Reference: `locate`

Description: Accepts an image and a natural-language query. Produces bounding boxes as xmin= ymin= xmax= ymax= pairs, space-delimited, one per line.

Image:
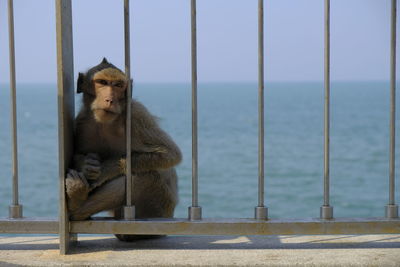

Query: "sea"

xmin=0 ymin=81 xmax=399 ymax=219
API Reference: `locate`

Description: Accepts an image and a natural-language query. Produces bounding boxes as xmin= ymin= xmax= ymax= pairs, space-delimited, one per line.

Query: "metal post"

xmin=7 ymin=0 xmax=22 ymax=219
xmin=123 ymin=0 xmax=135 ymax=221
xmin=386 ymin=0 xmax=398 ymax=219
xmin=255 ymin=0 xmax=268 ymax=220
xmin=320 ymin=0 xmax=333 ymax=220
xmin=188 ymin=0 xmax=202 ymax=221
xmin=56 ymin=0 xmax=75 ymax=254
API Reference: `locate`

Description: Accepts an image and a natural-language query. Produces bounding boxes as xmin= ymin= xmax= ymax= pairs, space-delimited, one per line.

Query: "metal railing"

xmin=0 ymin=0 xmax=399 ymax=255
xmin=7 ymin=0 xmax=22 ymax=219
xmin=386 ymin=0 xmax=399 ymax=219
xmin=123 ymin=0 xmax=135 ymax=222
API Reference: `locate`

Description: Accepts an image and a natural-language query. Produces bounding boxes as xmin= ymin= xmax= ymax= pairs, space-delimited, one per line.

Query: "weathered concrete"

xmin=0 ymin=234 xmax=400 ymax=266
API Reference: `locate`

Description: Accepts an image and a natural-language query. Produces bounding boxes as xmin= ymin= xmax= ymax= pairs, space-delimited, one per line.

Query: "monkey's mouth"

xmin=93 ymin=108 xmax=120 ymax=123
xmin=94 ymin=108 xmax=119 ymax=115
xmin=103 ymin=109 xmax=117 ymax=114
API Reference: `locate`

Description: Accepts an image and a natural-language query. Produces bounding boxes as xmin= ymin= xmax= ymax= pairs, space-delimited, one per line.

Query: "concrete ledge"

xmin=0 ymin=234 xmax=400 ymax=266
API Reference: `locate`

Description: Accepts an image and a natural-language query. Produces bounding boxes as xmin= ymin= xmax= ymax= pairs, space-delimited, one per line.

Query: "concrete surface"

xmin=0 ymin=234 xmax=400 ymax=266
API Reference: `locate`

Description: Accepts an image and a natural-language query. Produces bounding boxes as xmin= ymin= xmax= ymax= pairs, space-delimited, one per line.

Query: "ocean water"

xmin=0 ymin=81 xmax=399 ymax=219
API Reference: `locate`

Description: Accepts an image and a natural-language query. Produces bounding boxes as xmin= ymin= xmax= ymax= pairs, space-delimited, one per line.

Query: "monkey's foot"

xmin=82 ymin=153 xmax=101 ymax=181
xmin=65 ymin=169 xmax=89 ymax=207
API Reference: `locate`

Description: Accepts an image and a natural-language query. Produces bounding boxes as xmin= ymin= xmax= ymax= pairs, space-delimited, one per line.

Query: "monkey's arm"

xmin=92 ymin=134 xmax=181 ymax=184
xmin=72 ymin=153 xmax=123 ymax=190
xmin=129 ymin=136 xmax=182 ymax=172
xmin=72 ymin=154 xmax=85 ymax=171
xmin=128 ymin=101 xmax=182 ymax=172
xmin=83 ymin=135 xmax=181 ymax=190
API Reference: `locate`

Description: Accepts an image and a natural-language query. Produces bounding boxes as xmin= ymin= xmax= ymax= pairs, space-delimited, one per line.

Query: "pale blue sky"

xmin=0 ymin=0 xmax=395 ymax=83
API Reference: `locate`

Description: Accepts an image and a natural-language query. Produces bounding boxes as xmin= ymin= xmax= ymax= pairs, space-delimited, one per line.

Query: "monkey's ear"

xmin=77 ymin=72 xmax=85 ymax=94
xmin=102 ymin=57 xmax=109 ymax=64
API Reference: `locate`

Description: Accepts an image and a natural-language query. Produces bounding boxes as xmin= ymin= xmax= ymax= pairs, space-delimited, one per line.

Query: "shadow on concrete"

xmin=1 ymin=235 xmax=400 ymax=253
xmin=0 ymin=243 xmax=58 ymax=251
xmin=0 ymin=261 xmax=21 ymax=267
xmin=66 ymin=235 xmax=400 ymax=254
xmin=0 ymin=236 xmax=59 ymax=251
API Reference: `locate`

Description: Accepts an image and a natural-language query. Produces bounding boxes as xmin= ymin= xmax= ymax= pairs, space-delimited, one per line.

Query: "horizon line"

xmin=0 ymin=79 xmax=394 ymax=86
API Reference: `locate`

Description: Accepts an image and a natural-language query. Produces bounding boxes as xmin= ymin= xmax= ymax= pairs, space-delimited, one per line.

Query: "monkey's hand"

xmin=88 ymin=158 xmax=125 ymax=191
xmin=81 ymin=153 xmax=101 ymax=181
xmin=65 ymin=169 xmax=89 ymax=212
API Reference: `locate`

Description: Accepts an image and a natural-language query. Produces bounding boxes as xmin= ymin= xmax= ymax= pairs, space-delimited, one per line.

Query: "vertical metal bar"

xmin=320 ymin=0 xmax=333 ymax=220
xmin=188 ymin=0 xmax=202 ymax=221
xmin=323 ymin=0 xmax=330 ymax=208
xmin=56 ymin=0 xmax=75 ymax=254
xmin=386 ymin=0 xmax=398 ymax=219
xmin=255 ymin=0 xmax=268 ymax=220
xmin=191 ymin=0 xmax=198 ymax=209
xmin=258 ymin=0 xmax=265 ymax=208
xmin=123 ymin=0 xmax=135 ymax=220
xmin=7 ymin=0 xmax=22 ymax=219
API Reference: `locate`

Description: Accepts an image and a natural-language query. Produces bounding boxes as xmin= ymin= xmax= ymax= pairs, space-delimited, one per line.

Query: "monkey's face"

xmin=90 ymin=68 xmax=128 ymax=123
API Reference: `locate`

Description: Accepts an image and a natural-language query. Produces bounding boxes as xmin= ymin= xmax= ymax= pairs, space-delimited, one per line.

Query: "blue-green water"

xmin=0 ymin=82 xmax=399 ymax=219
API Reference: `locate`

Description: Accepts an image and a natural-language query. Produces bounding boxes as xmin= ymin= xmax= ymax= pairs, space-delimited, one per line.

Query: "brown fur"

xmin=65 ymin=58 xmax=181 ymax=241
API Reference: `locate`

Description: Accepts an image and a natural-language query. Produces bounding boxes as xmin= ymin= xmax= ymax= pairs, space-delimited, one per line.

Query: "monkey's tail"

xmin=114 ymin=234 xmax=166 ymax=242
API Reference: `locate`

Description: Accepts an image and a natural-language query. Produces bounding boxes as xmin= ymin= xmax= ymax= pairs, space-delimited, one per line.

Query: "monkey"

xmin=65 ymin=58 xmax=182 ymax=241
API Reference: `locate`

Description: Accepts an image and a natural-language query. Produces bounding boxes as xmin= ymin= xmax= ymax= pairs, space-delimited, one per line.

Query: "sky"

xmin=0 ymin=0 xmax=395 ymax=83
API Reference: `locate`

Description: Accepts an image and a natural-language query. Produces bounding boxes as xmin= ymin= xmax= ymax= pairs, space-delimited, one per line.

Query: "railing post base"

xmin=9 ymin=204 xmax=22 ymax=219
xmin=255 ymin=206 xmax=268 ymax=220
xmin=188 ymin=206 xmax=202 ymax=221
xmin=123 ymin=206 xmax=135 ymax=220
xmin=320 ymin=205 xmax=333 ymax=220
xmin=385 ymin=204 xmax=398 ymax=219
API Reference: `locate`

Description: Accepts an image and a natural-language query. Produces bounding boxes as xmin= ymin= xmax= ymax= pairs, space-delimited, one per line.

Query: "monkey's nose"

xmin=105 ymin=98 xmax=114 ymax=106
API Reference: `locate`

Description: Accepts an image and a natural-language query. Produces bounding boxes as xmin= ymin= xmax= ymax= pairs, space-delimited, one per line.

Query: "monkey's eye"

xmin=94 ymin=79 xmax=108 ymax=86
xmin=113 ymin=81 xmax=125 ymax=88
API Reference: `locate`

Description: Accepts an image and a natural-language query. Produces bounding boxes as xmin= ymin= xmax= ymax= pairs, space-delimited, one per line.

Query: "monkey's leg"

xmin=112 ymin=207 xmax=167 ymax=242
xmin=115 ymin=170 xmax=177 ymax=242
xmin=70 ymin=176 xmax=125 ymax=220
